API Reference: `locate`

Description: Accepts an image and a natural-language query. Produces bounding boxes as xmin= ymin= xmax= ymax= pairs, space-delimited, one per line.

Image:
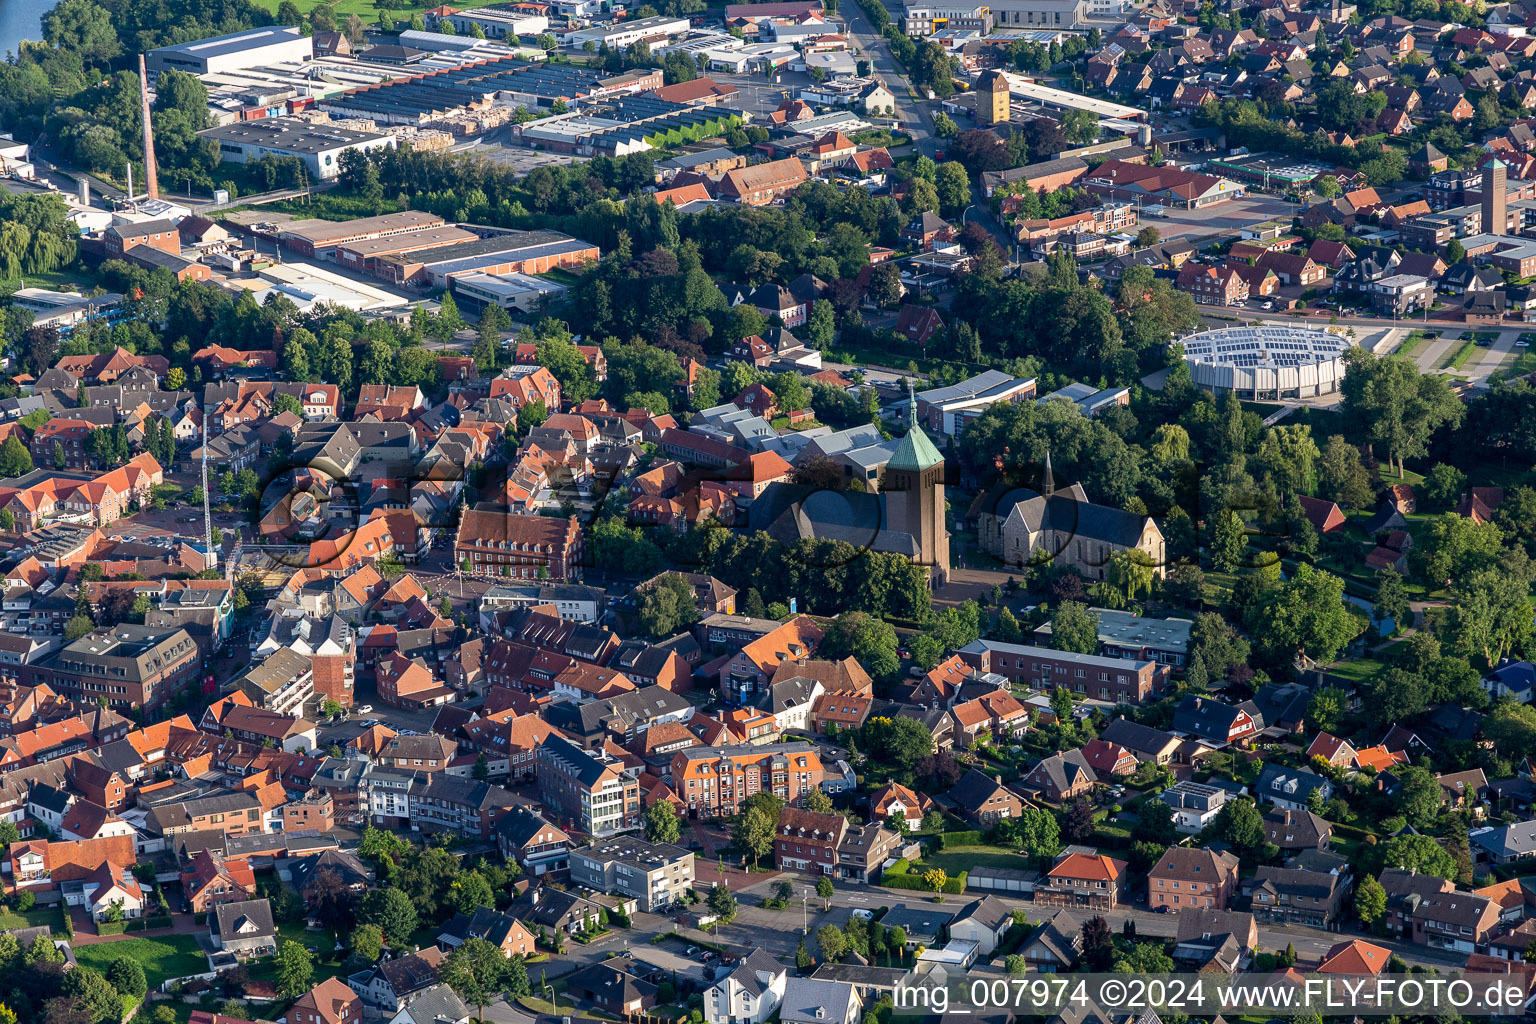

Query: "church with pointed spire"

xmin=746 ymin=382 xmax=952 ymax=583
xmin=882 ymin=382 xmax=950 ymax=582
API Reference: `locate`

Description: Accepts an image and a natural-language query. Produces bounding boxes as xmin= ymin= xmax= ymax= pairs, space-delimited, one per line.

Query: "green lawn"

xmin=0 ymin=905 xmax=65 ymax=931
xmin=250 ymin=920 xmax=348 ymax=986
xmin=916 ymin=844 xmax=1029 ymax=875
xmin=72 ymin=934 xmax=208 ymax=990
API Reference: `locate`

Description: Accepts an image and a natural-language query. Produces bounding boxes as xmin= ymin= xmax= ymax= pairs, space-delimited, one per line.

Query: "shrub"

xmin=938 ymin=831 xmax=983 ymax=848
xmin=882 ymin=871 xmax=967 ymax=894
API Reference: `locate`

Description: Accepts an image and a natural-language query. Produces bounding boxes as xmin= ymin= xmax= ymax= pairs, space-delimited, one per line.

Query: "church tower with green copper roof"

xmin=885 ymin=381 xmax=950 ymax=583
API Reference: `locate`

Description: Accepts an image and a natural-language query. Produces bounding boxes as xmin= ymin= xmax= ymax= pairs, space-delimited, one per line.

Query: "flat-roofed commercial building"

xmin=333 ymin=225 xmax=479 ymax=274
xmin=986 ymin=0 xmax=1087 ymax=30
xmin=276 ymin=211 xmax=445 ymax=258
xmin=373 ymin=230 xmax=600 ymax=288
xmin=916 ymin=370 xmax=1037 ymax=437
xmin=148 ymin=26 xmax=313 ymax=76
xmin=198 ymin=117 xmax=395 ymax=181
xmin=451 ymin=271 xmax=570 ymax=312
xmin=571 ymin=15 xmax=692 ymax=49
xmin=570 ymin=837 xmax=694 ymax=912
xmin=958 ymin=640 xmax=1171 ymax=703
xmin=23 ymin=625 xmax=201 ymax=711
xmin=437 ymin=5 xmax=550 ymax=37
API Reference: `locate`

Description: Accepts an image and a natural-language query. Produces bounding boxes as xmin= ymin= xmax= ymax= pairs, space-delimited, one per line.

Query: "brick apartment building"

xmin=669 ymin=743 xmax=825 ymax=819
xmin=536 ymin=733 xmax=640 ymax=836
xmin=23 ymin=625 xmax=201 ymax=711
xmin=455 ymin=510 xmax=582 ymax=581
xmin=957 ymin=641 xmax=1170 ymax=703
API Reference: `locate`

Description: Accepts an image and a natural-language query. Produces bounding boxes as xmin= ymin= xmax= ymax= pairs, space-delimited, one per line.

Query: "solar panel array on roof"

xmin=1183 ymin=326 xmax=1350 ymax=369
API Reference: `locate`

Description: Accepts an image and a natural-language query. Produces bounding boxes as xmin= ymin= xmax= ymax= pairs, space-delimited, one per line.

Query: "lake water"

xmin=0 ymin=0 xmax=50 ymax=60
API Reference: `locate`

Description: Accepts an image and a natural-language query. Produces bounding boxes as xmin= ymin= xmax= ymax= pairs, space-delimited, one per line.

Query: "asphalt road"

xmin=839 ymin=0 xmax=937 ymax=158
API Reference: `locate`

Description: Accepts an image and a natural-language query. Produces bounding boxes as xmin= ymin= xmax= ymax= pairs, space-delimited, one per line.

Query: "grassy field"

xmin=916 ymin=844 xmax=1028 ymax=876
xmin=72 ymin=934 xmax=208 ymax=990
xmin=254 ymin=0 xmax=513 ymax=23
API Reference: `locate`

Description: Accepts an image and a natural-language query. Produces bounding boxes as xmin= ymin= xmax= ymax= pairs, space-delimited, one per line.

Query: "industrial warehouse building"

xmin=1178 ymin=325 xmax=1353 ymax=399
xmin=276 ymin=211 xmax=447 ymax=258
xmin=147 ymin=26 xmax=314 ymax=75
xmin=197 ymin=118 xmax=395 ymax=180
xmin=372 ymin=230 xmax=600 ymax=288
xmin=435 ymin=4 xmax=550 ymax=37
xmin=570 ymin=15 xmax=693 ymax=48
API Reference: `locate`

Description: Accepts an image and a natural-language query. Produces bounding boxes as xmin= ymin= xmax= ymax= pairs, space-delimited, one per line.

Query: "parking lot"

xmin=708 ymin=68 xmax=813 ymax=119
xmin=1144 ymin=193 xmax=1297 ymax=239
xmin=629 ymin=939 xmax=716 ymax=984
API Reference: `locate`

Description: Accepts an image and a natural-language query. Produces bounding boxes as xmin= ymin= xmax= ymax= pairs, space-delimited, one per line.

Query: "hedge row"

xmin=937 ymin=831 xmax=984 ymax=849
xmin=881 ymin=871 xmax=968 ymax=895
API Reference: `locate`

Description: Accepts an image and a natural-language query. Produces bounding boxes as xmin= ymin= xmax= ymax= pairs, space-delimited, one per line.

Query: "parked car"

xmin=356 ymin=704 xmax=374 ymax=713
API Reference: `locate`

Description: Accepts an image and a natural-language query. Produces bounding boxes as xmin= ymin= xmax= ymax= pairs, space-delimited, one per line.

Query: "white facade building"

xmin=148 ymin=26 xmax=313 ymax=76
xmin=705 ymin=950 xmax=787 ymax=1024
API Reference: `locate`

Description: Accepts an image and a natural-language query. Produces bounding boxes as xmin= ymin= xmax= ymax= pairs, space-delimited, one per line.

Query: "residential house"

xmin=1148 ymin=847 xmax=1240 ymax=912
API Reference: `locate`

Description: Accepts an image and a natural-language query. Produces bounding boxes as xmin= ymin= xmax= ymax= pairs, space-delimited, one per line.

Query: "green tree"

xmin=349 ymin=923 xmax=384 ymax=962
xmin=1107 ymin=549 xmax=1156 ymax=604
xmin=636 ymin=573 xmax=700 ymax=639
xmin=861 ymin=716 xmax=934 ymax=776
xmin=1215 ymin=798 xmax=1265 ymax=853
xmin=817 ymin=923 xmax=849 ymax=962
xmin=1374 ymin=567 xmax=1411 ymax=633
xmin=443 ymin=937 xmax=507 ymax=1020
xmin=806 ymin=299 xmax=835 ymax=351
xmin=644 ymin=801 xmax=682 ymax=844
xmin=1341 ymin=350 xmax=1463 ymax=477
xmin=1048 ymin=601 xmax=1099 ymax=654
xmin=1211 ymin=508 xmax=1246 ymax=572
xmin=275 ymin=940 xmax=315 ymax=999
xmin=797 ymin=937 xmax=813 ymax=971
xmin=1355 ymin=874 xmax=1386 ymax=927
xmin=42 ymin=0 xmax=121 ymax=64
xmin=707 ymin=882 xmax=737 ymax=920
xmin=448 ymin=870 xmax=495 ymax=915
xmin=1247 ymin=564 xmax=1359 ymax=665
xmin=358 ymin=887 xmax=417 ymax=943
xmin=1381 ymin=833 xmax=1457 ymax=880
xmin=62 ymin=967 xmax=122 ymax=1024
xmin=733 ymin=802 xmax=777 ymax=869
xmin=819 ymin=611 xmax=900 ymax=681
xmin=817 ymin=875 xmax=834 ymax=907
xmin=0 ymin=436 xmax=32 ymax=477
xmin=106 ymin=957 xmax=147 ymax=998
